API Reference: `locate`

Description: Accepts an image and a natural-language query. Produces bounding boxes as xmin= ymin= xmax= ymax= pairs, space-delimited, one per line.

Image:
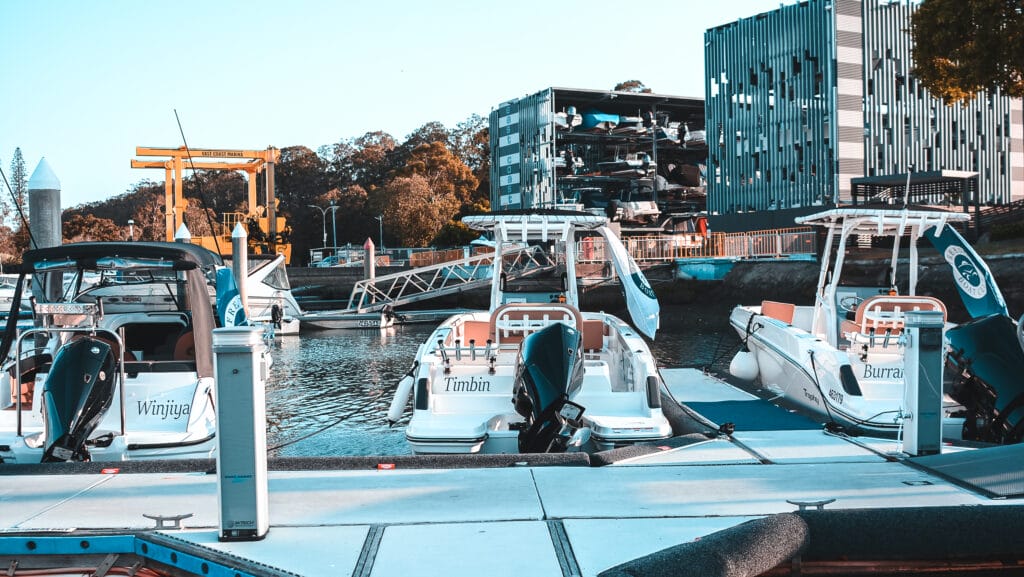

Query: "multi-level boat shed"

xmin=489 ymin=87 xmax=706 ymax=218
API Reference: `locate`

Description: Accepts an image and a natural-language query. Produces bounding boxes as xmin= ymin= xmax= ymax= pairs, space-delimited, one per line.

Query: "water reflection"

xmin=264 ymin=303 xmax=743 ymax=457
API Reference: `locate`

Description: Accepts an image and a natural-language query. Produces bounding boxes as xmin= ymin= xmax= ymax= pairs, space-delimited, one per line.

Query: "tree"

xmin=381 ymin=174 xmax=460 ymax=247
xmin=9 ymin=148 xmax=27 ymax=221
xmin=62 ymin=214 xmax=123 ymax=242
xmin=393 ymin=142 xmax=479 ymax=207
xmin=912 ymin=0 xmax=1024 ymax=101
xmin=613 ymin=80 xmax=652 ymax=93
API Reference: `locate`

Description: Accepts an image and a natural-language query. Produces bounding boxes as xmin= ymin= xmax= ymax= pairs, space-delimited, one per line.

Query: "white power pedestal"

xmin=214 ymin=326 xmax=270 ymax=541
xmin=902 ymin=309 xmax=945 ymax=456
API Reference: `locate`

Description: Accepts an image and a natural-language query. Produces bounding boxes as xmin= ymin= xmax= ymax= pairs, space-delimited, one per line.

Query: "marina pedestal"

xmin=902 ymin=309 xmax=945 ymax=456
xmin=213 ymin=326 xmax=270 ymax=541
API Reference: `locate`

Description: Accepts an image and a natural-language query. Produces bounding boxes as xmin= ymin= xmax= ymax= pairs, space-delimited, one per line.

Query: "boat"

xmin=299 ymin=306 xmax=397 ymax=330
xmin=243 ymin=253 xmax=303 ymax=335
xmin=0 ymin=273 xmax=32 ymax=316
xmin=0 ymin=241 xmax=227 ymax=463
xmin=579 ymin=108 xmax=619 ymax=132
xmin=728 ymin=205 xmax=1020 ymax=438
xmin=387 ymin=210 xmax=671 ymax=454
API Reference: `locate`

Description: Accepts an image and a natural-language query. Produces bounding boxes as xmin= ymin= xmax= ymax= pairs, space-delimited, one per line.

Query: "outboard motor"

xmin=946 ymin=314 xmax=1024 ymax=444
xmin=41 ymin=336 xmax=118 ymax=462
xmin=512 ymin=323 xmax=589 ymax=452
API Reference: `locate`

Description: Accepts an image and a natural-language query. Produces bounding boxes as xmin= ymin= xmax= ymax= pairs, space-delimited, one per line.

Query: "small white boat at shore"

xmin=299 ymin=307 xmax=397 ymax=330
xmin=388 ymin=211 xmax=671 ymax=454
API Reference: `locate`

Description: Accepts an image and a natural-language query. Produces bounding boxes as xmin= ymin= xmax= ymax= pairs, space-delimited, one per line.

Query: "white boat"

xmin=728 ymin=206 xmax=1010 ymax=438
xmin=299 ymin=307 xmax=397 ymax=330
xmin=0 ymin=274 xmax=32 ymax=315
xmin=388 ymin=211 xmax=671 ymax=454
xmin=243 ymin=254 xmax=303 ymax=336
xmin=0 ymin=242 xmax=227 ymax=463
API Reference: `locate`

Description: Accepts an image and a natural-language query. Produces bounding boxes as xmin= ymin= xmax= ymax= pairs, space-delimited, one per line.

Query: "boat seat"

xmin=173 ymin=331 xmax=195 ymax=361
xmin=582 ymin=319 xmax=606 ymax=352
xmin=841 ymin=295 xmax=947 ymax=337
xmin=761 ymin=300 xmax=795 ymax=324
xmin=459 ymin=321 xmax=491 ymax=348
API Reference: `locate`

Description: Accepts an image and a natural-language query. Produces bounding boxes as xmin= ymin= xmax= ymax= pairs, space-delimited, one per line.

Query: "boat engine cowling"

xmin=512 ymin=323 xmax=588 ymax=453
xmin=947 ymin=314 xmax=1024 ymax=445
xmin=41 ymin=336 xmax=118 ymax=462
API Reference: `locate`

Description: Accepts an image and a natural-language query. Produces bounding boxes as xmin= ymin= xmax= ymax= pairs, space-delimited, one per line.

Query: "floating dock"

xmin=2 ymin=369 xmax=1022 ymax=576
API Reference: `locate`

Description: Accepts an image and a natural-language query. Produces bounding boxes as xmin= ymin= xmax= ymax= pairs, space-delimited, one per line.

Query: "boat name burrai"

xmin=444 ymin=376 xmax=492 ymax=392
xmin=862 ymin=364 xmax=903 ymax=380
xmin=137 ymin=400 xmax=191 ymax=420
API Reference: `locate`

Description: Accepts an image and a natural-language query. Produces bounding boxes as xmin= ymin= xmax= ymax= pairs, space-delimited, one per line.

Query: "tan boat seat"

xmin=761 ymin=300 xmax=795 ymax=324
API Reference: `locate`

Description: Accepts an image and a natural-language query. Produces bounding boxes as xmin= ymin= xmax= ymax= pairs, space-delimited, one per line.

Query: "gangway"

xmin=344 ymin=245 xmax=550 ymax=312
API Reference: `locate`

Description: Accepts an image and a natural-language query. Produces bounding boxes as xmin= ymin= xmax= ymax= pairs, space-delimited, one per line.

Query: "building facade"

xmin=705 ymin=0 xmax=1023 ymax=218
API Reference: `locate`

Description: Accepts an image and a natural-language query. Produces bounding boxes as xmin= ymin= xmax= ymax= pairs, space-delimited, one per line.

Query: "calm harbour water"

xmin=264 ymin=302 xmax=742 ymax=457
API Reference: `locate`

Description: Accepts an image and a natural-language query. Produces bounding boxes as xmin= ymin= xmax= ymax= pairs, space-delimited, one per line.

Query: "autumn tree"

xmin=912 ymin=0 xmax=1024 ymax=101
xmin=614 ymin=80 xmax=652 ymax=93
xmin=62 ymin=214 xmax=124 ymax=242
xmin=393 ymin=142 xmax=478 ymax=207
xmin=382 ymin=174 xmax=460 ymax=247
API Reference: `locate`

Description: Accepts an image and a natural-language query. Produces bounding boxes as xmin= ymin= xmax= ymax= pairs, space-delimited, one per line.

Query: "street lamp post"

xmin=328 ymin=202 xmax=339 ymax=249
xmin=308 ymin=205 xmax=328 ymax=247
xmin=127 ymin=219 xmax=134 ymax=241
xmin=374 ymin=215 xmax=384 ymax=251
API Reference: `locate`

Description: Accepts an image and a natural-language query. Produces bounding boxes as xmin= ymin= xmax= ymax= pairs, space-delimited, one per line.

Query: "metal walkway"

xmin=345 ymin=246 xmax=551 ymax=312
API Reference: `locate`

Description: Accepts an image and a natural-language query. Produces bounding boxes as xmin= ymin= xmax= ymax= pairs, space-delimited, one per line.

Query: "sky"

xmin=1 ymin=0 xmax=786 ymax=210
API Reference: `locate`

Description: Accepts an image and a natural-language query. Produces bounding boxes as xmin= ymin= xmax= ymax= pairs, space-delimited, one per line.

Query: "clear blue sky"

xmin=1 ymin=0 xmax=784 ymax=210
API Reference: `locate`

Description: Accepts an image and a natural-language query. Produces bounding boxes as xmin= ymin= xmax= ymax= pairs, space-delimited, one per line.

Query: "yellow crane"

xmin=131 ymin=146 xmax=291 ymax=263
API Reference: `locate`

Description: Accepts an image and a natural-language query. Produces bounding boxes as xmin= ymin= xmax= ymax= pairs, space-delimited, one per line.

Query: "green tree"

xmin=912 ymin=0 xmax=1024 ymax=101
xmin=9 ymin=148 xmax=27 ymax=220
xmin=614 ymin=80 xmax=652 ymax=93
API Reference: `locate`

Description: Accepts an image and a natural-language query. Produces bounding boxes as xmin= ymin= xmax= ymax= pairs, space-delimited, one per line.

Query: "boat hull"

xmin=729 ymin=305 xmax=964 ymax=438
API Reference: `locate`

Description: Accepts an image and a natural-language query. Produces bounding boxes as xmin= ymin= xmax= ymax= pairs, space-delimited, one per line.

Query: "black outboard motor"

xmin=41 ymin=336 xmax=118 ymax=462
xmin=512 ymin=323 xmax=588 ymax=452
xmin=947 ymin=314 xmax=1024 ymax=444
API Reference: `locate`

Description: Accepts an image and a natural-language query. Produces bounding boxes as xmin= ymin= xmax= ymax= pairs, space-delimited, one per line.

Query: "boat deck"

xmin=2 ymin=369 xmax=1022 ymax=577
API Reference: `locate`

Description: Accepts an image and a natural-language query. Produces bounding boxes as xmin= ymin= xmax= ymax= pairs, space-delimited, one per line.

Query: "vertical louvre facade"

xmin=488 ymin=90 xmax=557 ymax=210
xmin=706 ymin=0 xmax=1023 ymax=216
xmin=705 ymin=0 xmax=839 ymax=215
xmin=862 ymin=1 xmax=1022 ymax=204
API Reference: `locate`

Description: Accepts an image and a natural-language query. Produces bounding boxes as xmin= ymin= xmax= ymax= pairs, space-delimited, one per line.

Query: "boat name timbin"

xmin=444 ymin=376 xmax=492 ymax=392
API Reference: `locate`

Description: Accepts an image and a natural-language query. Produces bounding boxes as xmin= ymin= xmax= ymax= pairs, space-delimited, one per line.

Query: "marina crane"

xmin=131 ymin=146 xmax=292 ymax=263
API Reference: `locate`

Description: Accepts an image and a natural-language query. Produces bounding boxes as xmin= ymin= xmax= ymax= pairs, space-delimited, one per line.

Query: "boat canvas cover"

xmin=927 ymin=225 xmax=1008 ymax=319
xmin=598 ymin=226 xmax=660 ymax=339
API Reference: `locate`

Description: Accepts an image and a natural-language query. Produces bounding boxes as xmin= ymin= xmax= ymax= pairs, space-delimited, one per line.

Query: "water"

xmin=264 ymin=302 xmax=742 ymax=457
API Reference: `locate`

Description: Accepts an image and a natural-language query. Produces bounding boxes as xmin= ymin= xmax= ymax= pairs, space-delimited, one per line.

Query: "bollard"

xmin=232 ymin=223 xmax=249 ymax=318
xmin=364 ymin=237 xmax=376 ymax=282
xmin=214 ymin=326 xmax=270 ymax=541
xmin=902 ymin=309 xmax=945 ymax=456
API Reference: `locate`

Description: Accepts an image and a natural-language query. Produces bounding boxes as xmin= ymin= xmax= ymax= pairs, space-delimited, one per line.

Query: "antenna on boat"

xmin=174 ymin=109 xmax=222 ymax=256
xmin=902 ymin=163 xmax=913 ymax=208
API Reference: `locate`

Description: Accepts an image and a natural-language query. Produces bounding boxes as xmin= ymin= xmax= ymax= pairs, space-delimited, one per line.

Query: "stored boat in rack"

xmin=0 ymin=242 xmax=225 ymax=462
xmin=388 ymin=211 xmax=670 ymax=454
